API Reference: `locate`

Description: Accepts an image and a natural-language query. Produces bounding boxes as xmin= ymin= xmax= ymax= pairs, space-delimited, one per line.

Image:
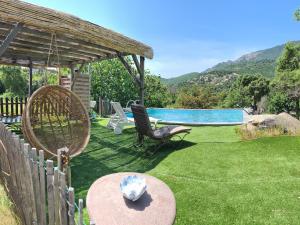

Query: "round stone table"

xmin=86 ymin=172 xmax=176 ymax=225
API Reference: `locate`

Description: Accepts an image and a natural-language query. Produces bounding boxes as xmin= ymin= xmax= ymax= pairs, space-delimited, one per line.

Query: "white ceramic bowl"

xmin=120 ymin=175 xmax=147 ymax=201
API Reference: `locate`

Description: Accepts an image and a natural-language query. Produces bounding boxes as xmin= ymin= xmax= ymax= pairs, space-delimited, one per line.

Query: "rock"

xmin=275 ymin=112 xmax=300 ymax=134
xmin=259 ymin=118 xmax=276 ymax=128
xmin=245 ymin=113 xmax=300 ymax=135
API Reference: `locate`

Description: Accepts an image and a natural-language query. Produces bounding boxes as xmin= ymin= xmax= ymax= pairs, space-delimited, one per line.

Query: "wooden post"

xmin=98 ymin=97 xmax=102 ymax=116
xmin=78 ymin=199 xmax=84 ymax=225
xmin=24 ymin=144 xmax=38 ymax=225
xmin=29 ymin=61 xmax=33 ymax=96
xmin=70 ymin=65 xmax=75 ymax=86
xmin=46 ymin=160 xmax=55 ymax=225
xmin=59 ymin=172 xmax=68 ymax=225
xmin=39 ymin=150 xmax=47 ymax=225
xmin=10 ymin=97 xmax=14 ymax=117
xmin=5 ymin=97 xmax=8 ymax=116
xmin=15 ymin=97 xmax=19 ymax=116
xmin=54 ymin=168 xmax=60 ymax=225
xmin=0 ymin=98 xmax=3 ymax=116
xmin=68 ymin=187 xmax=75 ymax=225
xmin=32 ymin=148 xmax=41 ymax=224
xmin=139 ymin=56 xmax=145 ymax=105
xmin=20 ymin=139 xmax=32 ymax=225
xmin=20 ymin=97 xmax=23 ymax=115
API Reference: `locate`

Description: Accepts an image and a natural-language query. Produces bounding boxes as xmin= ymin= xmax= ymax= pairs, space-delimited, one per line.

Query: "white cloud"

xmin=145 ymin=39 xmax=259 ymax=78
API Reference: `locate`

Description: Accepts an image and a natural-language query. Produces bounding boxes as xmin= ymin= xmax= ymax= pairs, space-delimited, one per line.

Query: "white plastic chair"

xmin=107 ymin=102 xmax=160 ymax=134
xmin=107 ymin=102 xmax=134 ymax=134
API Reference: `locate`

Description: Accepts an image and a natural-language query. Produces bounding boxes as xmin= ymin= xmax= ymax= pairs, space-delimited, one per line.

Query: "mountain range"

xmin=161 ymin=42 xmax=296 ymax=87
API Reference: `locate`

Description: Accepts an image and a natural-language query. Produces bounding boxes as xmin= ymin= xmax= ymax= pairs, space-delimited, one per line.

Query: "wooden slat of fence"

xmin=39 ymin=150 xmax=47 ymax=225
xmin=20 ymin=97 xmax=23 ymax=115
xmin=24 ymin=143 xmax=38 ymax=225
xmin=10 ymin=97 xmax=14 ymax=117
xmin=0 ymin=122 xmax=89 ymax=225
xmin=59 ymin=172 xmax=68 ymax=225
xmin=15 ymin=97 xmax=19 ymax=116
xmin=32 ymin=148 xmax=41 ymax=224
xmin=20 ymin=140 xmax=33 ymax=225
xmin=54 ymin=168 xmax=60 ymax=225
xmin=68 ymin=187 xmax=75 ymax=225
xmin=0 ymin=98 xmax=3 ymax=115
xmin=5 ymin=98 xmax=8 ymax=117
xmin=5 ymin=130 xmax=17 ymax=187
xmin=12 ymin=134 xmax=28 ymax=223
xmin=79 ymin=199 xmax=84 ymax=225
xmin=46 ymin=160 xmax=55 ymax=225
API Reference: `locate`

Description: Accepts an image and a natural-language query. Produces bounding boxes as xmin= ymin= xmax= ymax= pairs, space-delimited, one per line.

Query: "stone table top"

xmin=86 ymin=172 xmax=176 ymax=225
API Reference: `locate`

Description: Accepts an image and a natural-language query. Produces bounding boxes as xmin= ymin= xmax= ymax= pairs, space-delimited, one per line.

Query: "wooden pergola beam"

xmin=0 ymin=22 xmax=23 ymax=57
xmin=139 ymin=56 xmax=145 ymax=105
xmin=118 ymin=54 xmax=145 ymax=105
xmin=117 ymin=54 xmax=141 ymax=86
xmin=132 ymin=54 xmax=143 ymax=77
xmin=28 ymin=60 xmax=33 ymax=96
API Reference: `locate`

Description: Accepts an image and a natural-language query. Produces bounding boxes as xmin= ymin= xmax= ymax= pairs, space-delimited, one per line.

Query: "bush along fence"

xmin=0 ymin=97 xmax=27 ymax=123
xmin=0 ymin=122 xmax=88 ymax=225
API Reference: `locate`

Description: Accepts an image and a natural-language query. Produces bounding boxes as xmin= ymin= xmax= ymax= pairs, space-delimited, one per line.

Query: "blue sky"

xmin=26 ymin=0 xmax=300 ymax=78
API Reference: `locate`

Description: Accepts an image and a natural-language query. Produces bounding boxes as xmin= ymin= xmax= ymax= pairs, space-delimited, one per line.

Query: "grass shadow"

xmin=71 ymin=121 xmax=195 ymax=199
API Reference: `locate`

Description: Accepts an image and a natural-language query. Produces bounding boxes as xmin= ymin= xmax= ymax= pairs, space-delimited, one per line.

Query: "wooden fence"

xmin=97 ymin=97 xmax=112 ymax=117
xmin=0 ymin=122 xmax=88 ymax=225
xmin=0 ymin=97 xmax=28 ymax=117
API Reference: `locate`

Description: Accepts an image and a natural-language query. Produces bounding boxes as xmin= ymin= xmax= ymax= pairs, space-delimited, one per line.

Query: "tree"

xmin=0 ymin=80 xmax=5 ymax=94
xmin=295 ymin=8 xmax=300 ymax=21
xmin=90 ymin=59 xmax=138 ymax=106
xmin=175 ymin=84 xmax=220 ymax=109
xmin=90 ymin=58 xmax=170 ymax=107
xmin=0 ymin=66 xmax=27 ymax=97
xmin=144 ymin=74 xmax=170 ymax=107
xmin=276 ymin=42 xmax=300 ymax=72
xmin=269 ymin=42 xmax=300 ymax=118
xmin=224 ymin=75 xmax=269 ymax=108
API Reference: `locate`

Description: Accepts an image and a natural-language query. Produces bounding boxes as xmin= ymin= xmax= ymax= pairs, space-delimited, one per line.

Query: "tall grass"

xmin=0 ymin=184 xmax=20 ymax=225
xmin=237 ymin=125 xmax=288 ymax=140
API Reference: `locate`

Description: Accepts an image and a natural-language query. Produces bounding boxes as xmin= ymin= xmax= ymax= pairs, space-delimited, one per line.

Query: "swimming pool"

xmin=126 ymin=108 xmax=244 ymax=125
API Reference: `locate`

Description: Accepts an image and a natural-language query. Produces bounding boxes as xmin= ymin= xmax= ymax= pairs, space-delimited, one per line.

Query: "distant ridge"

xmin=161 ymin=41 xmax=299 ymax=87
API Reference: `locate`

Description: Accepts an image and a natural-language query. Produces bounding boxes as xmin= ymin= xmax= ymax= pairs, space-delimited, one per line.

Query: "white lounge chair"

xmin=107 ymin=102 xmax=159 ymax=134
xmin=107 ymin=102 xmax=134 ymax=134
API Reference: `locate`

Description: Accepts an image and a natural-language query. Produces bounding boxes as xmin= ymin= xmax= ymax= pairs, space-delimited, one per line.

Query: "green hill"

xmin=161 ymin=42 xmax=298 ymax=87
xmin=161 ymin=72 xmax=201 ymax=86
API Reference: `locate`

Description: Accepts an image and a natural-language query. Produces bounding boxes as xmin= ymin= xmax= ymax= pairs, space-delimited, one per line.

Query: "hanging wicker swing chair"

xmin=22 ymin=85 xmax=90 ymax=158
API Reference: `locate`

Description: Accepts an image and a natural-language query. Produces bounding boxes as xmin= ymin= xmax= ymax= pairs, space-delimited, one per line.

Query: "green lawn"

xmin=71 ymin=118 xmax=300 ymax=225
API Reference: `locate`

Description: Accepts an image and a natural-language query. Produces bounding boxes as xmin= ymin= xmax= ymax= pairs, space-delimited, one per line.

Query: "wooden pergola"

xmin=0 ymin=0 xmax=153 ymax=104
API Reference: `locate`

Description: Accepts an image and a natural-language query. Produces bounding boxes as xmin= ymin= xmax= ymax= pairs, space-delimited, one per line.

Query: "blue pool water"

xmin=126 ymin=108 xmax=244 ymax=125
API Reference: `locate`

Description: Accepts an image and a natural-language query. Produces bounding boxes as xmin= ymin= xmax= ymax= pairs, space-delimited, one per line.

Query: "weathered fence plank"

xmin=24 ymin=143 xmax=38 ymax=224
xmin=32 ymin=148 xmax=41 ymax=224
xmin=0 ymin=123 xmax=89 ymax=225
xmin=10 ymin=97 xmax=14 ymax=116
xmin=68 ymin=187 xmax=75 ymax=225
xmin=59 ymin=172 xmax=68 ymax=225
xmin=54 ymin=168 xmax=60 ymax=225
xmin=5 ymin=98 xmax=8 ymax=116
xmin=46 ymin=160 xmax=55 ymax=225
xmin=12 ymin=134 xmax=27 ymax=223
xmin=39 ymin=150 xmax=47 ymax=225
xmin=79 ymin=199 xmax=84 ymax=225
xmin=20 ymin=140 xmax=33 ymax=225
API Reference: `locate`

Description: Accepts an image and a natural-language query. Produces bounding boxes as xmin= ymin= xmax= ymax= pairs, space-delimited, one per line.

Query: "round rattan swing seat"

xmin=22 ymin=85 xmax=90 ymax=158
